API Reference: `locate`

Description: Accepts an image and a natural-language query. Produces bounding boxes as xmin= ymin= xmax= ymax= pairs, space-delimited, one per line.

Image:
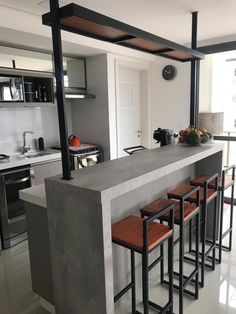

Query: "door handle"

xmin=5 ymin=176 xmax=30 ymax=185
xmin=137 ymin=130 xmax=142 ymax=138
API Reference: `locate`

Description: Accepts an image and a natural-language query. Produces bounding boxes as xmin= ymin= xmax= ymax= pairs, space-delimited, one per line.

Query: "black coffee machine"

xmin=153 ymin=128 xmax=178 ymax=146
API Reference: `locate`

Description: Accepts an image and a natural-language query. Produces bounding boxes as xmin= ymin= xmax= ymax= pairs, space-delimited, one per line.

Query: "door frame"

xmin=113 ymin=57 xmax=150 ymax=158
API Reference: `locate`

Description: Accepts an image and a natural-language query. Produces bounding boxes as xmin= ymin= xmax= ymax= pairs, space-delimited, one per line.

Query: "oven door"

xmin=0 ymin=75 xmax=24 ymax=102
xmin=0 ymin=167 xmax=31 ymax=248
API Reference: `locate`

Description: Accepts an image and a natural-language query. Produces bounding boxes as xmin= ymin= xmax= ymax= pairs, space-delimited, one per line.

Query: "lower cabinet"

xmin=31 ymin=159 xmax=62 ymax=185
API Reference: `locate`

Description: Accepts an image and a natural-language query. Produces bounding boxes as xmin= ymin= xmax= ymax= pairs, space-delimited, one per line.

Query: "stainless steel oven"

xmin=0 ymin=166 xmax=31 ymax=249
xmin=0 ymin=75 xmax=24 ymax=102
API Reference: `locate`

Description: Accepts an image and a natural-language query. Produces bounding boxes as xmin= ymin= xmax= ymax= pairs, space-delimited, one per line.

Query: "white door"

xmin=117 ymin=67 xmax=141 ymax=157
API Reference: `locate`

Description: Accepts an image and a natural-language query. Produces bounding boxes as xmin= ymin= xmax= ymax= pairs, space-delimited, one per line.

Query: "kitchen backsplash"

xmin=0 ymin=107 xmax=60 ymax=154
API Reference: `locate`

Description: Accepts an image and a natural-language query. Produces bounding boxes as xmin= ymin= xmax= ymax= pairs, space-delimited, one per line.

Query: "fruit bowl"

xmin=178 ymin=127 xmax=213 ymax=146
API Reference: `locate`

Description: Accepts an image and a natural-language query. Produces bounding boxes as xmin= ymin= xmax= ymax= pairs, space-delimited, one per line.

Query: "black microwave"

xmin=0 ymin=75 xmax=24 ymax=102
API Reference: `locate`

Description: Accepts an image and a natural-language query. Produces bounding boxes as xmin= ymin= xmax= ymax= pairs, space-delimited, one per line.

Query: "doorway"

xmin=115 ymin=60 xmax=150 ymax=158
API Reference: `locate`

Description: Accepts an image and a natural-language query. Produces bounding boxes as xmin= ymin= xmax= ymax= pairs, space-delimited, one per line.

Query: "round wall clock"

xmin=162 ymin=65 xmax=177 ymax=80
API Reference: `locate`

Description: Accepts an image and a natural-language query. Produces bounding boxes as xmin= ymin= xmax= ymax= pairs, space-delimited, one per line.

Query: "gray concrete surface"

xmin=25 ymin=143 xmax=223 ymax=314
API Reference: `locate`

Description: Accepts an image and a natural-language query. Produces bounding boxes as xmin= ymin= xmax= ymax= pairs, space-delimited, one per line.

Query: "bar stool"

xmin=140 ymin=190 xmax=200 ymax=314
xmin=191 ymin=166 xmax=235 ymax=263
xmin=182 ymin=174 xmax=219 ymax=288
xmin=112 ymin=203 xmax=174 ymax=314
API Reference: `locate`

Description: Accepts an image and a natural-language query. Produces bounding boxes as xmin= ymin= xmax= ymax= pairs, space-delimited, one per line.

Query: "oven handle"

xmin=5 ymin=176 xmax=30 ymax=186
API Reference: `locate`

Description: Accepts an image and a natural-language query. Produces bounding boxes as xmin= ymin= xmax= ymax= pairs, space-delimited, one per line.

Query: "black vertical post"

xmin=49 ymin=0 xmax=72 ymax=180
xmin=190 ymin=11 xmax=199 ymax=128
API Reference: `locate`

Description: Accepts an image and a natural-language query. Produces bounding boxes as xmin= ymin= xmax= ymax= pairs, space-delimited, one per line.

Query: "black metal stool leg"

xmin=189 ymin=219 xmax=192 ymax=252
xmin=195 ymin=211 xmax=200 ymax=299
xmin=131 ymin=250 xmax=136 ymax=313
xmin=142 ymin=251 xmax=149 ymax=314
xmin=168 ymin=235 xmax=174 ymax=314
xmin=218 ymin=188 xmax=224 ymax=263
xmin=200 ymin=200 xmax=207 ymax=288
xmin=229 ymin=183 xmax=235 ymax=251
xmin=160 ymin=243 xmax=164 ymax=283
xmin=179 ymin=208 xmax=184 ymax=314
xmin=160 ymin=220 xmax=164 ymax=283
xmin=211 ymin=196 xmax=218 ymax=270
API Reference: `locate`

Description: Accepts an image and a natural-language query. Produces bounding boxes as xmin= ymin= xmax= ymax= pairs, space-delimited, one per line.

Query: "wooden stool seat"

xmin=191 ymin=175 xmax=234 ymax=191
xmin=167 ymin=184 xmax=197 ymax=199
xmin=140 ymin=198 xmax=174 ymax=217
xmin=162 ymin=201 xmax=199 ymax=224
xmin=112 ymin=215 xmax=172 ymax=253
xmin=140 ymin=197 xmax=199 ymax=225
xmin=186 ymin=188 xmax=217 ymax=204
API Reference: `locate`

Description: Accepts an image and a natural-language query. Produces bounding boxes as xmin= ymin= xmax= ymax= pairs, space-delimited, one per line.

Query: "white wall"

xmin=0 ymin=107 xmax=60 ymax=155
xmin=199 ymin=55 xmax=213 ymax=112
xmin=149 ymin=58 xmax=191 ymax=148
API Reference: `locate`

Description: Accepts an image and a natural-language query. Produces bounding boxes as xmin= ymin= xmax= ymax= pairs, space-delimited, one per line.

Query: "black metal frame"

xmin=206 ymin=165 xmax=235 ymax=263
xmin=113 ymin=205 xmax=174 ymax=314
xmin=140 ymin=187 xmax=200 ymax=314
xmin=166 ymin=187 xmax=200 ymax=314
xmin=43 ymin=3 xmax=204 ymax=63
xmin=190 ymin=12 xmax=200 ymax=128
xmin=199 ymin=41 xmax=236 ymax=55
xmin=49 ymin=0 xmax=72 ymax=180
xmin=187 ymin=174 xmax=219 ymax=287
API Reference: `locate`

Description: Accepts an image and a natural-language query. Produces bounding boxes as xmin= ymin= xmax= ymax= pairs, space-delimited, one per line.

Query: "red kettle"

xmin=69 ymin=135 xmax=81 ymax=147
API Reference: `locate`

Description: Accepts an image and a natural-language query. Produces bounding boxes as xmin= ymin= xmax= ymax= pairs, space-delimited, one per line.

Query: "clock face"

xmin=162 ymin=65 xmax=177 ymax=80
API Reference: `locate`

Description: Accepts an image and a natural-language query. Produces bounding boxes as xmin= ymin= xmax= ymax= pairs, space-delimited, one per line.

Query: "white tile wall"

xmin=0 ymin=107 xmax=60 ymax=154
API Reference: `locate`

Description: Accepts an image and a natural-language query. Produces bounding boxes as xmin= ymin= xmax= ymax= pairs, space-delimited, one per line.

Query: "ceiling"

xmin=0 ymin=0 xmax=236 ymax=45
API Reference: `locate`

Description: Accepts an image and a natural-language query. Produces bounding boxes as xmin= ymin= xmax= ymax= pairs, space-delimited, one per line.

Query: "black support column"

xmin=49 ymin=0 xmax=72 ymax=180
xmin=190 ymin=11 xmax=200 ymax=128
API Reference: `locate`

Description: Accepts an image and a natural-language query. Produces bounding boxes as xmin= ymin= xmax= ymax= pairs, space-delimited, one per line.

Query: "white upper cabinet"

xmin=63 ymin=57 xmax=86 ymax=89
xmin=0 ymin=46 xmax=53 ymax=73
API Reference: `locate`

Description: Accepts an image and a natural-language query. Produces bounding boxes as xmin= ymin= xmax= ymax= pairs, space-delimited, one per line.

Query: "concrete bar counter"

xmin=20 ymin=143 xmax=224 ymax=314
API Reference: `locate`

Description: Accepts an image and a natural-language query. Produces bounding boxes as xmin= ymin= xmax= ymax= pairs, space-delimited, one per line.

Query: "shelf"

xmin=0 ymin=102 xmax=55 ymax=108
xmin=42 ymin=3 xmax=204 ymax=62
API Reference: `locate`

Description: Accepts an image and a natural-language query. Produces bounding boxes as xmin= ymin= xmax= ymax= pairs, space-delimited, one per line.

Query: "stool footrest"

xmin=149 ymin=300 xmax=172 ymax=313
xmin=183 ymin=255 xmax=213 ymax=270
xmin=222 ymin=228 xmax=232 ymax=239
xmin=148 ymin=255 xmax=162 ymax=272
xmin=189 ymin=245 xmax=215 ymax=259
xmin=174 ymin=237 xmax=180 ymax=246
xmin=162 ymin=279 xmax=196 ymax=298
xmin=205 ymin=243 xmax=216 ymax=258
xmin=173 ymin=271 xmax=197 ymax=287
xmin=206 ymin=239 xmax=231 ymax=252
xmin=114 ymin=282 xmax=134 ymax=302
xmin=183 ymin=269 xmax=198 ymax=290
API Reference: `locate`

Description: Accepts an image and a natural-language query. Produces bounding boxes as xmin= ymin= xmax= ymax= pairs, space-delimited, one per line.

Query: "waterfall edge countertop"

xmin=20 ymin=142 xmax=224 ymax=206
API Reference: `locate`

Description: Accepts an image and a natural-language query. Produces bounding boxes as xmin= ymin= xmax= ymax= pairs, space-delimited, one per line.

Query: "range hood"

xmin=64 ymin=87 xmax=95 ymax=99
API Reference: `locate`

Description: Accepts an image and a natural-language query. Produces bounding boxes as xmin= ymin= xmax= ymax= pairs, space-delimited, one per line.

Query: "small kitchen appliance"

xmin=69 ymin=134 xmax=81 ymax=147
xmin=153 ymin=128 xmax=178 ymax=146
xmin=0 ymin=75 xmax=23 ymax=102
xmin=51 ymin=143 xmax=104 ymax=170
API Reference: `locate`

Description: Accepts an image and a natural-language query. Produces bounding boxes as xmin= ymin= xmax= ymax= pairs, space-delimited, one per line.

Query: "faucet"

xmin=22 ymin=131 xmax=34 ymax=154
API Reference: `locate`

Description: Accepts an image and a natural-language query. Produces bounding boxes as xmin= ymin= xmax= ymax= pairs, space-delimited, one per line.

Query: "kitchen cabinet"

xmin=31 ymin=159 xmax=62 ymax=185
xmin=0 ymin=67 xmax=54 ymax=107
xmin=0 ymin=45 xmax=53 ymax=72
xmin=63 ymin=56 xmax=86 ymax=89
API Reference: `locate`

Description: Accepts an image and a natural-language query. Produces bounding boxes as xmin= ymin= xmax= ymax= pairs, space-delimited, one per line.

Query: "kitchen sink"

xmin=20 ymin=151 xmax=57 ymax=159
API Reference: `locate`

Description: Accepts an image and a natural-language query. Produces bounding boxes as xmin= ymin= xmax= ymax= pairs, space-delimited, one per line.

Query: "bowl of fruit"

xmin=178 ymin=127 xmax=213 ymax=146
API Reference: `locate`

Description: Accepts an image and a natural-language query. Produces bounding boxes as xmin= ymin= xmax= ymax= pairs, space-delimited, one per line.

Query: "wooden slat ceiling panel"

xmin=123 ymin=38 xmax=167 ymax=52
xmin=42 ymin=3 xmax=204 ymax=62
xmin=61 ymin=16 xmax=128 ymax=40
xmin=162 ymin=50 xmax=194 ymax=60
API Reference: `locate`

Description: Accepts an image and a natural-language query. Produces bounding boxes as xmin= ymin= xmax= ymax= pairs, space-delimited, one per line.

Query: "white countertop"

xmin=20 ymin=184 xmax=47 ymax=208
xmin=0 ymin=151 xmax=61 ymax=171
